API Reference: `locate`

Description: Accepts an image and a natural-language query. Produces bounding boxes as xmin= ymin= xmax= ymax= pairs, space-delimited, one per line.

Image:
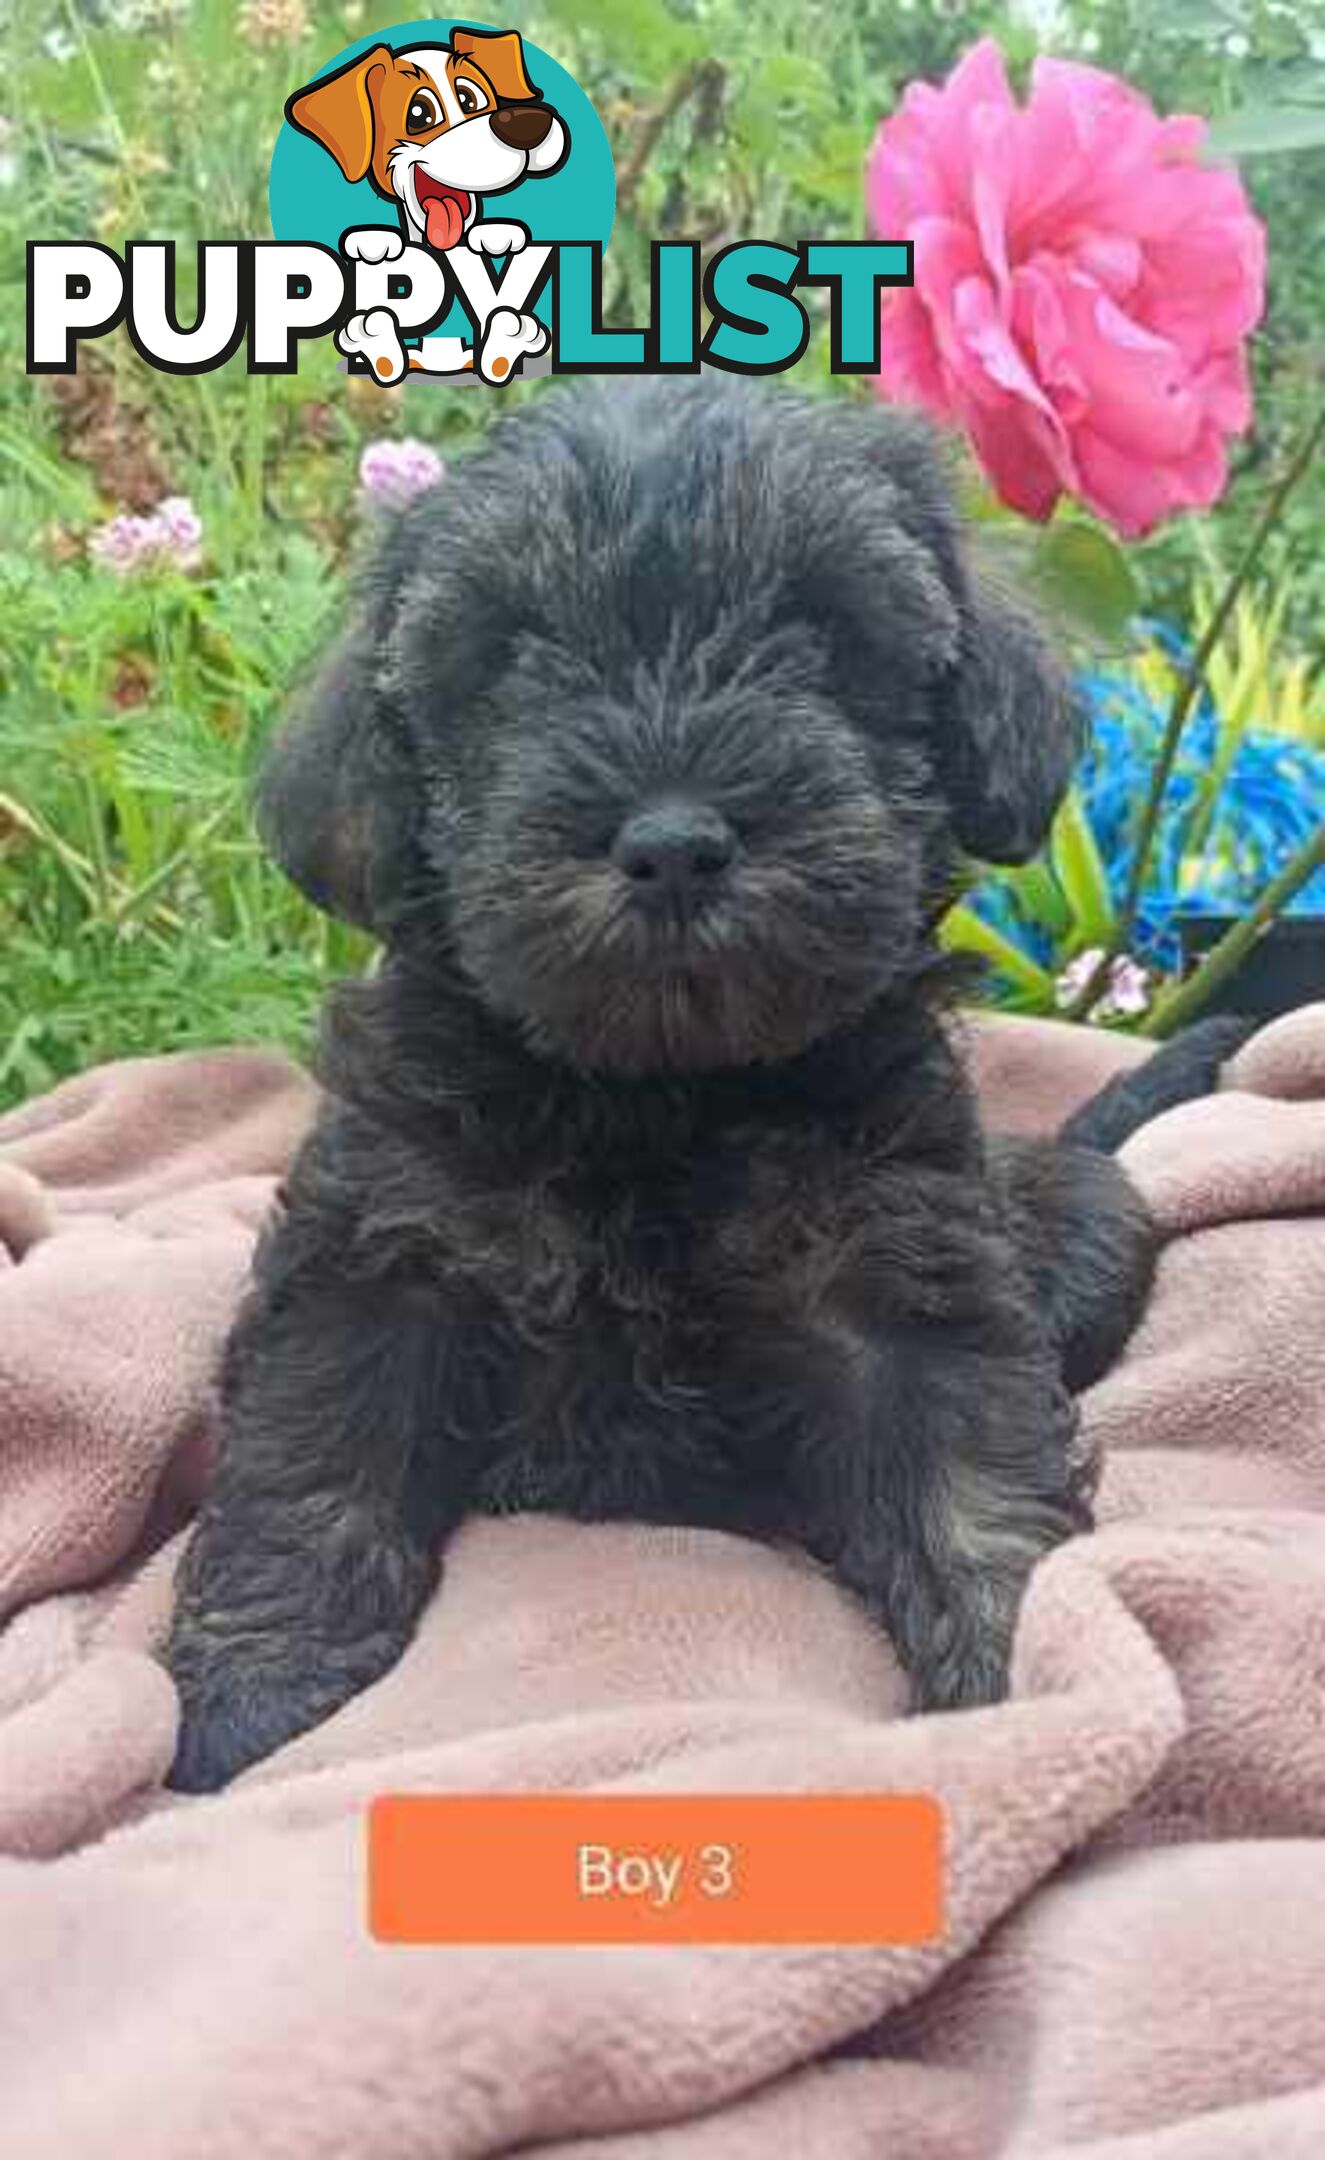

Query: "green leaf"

xmin=541 ymin=0 xmax=700 ymax=71
xmin=0 ymin=427 xmax=96 ymax=516
xmin=1049 ymin=788 xmax=1116 ymax=945
xmin=115 ymin=713 xmax=244 ymax=800
xmin=939 ymin=904 xmax=1056 ymax=998
xmin=1151 ymin=1 xmax=1245 ymax=38
xmin=1001 ymin=858 xmax=1072 ymax=939
xmin=1205 ymin=106 xmax=1325 ymax=158
xmin=749 ymin=54 xmax=834 ymax=121
xmin=1241 ymin=60 xmax=1325 ymax=107
xmin=1030 ymin=522 xmax=1141 ymax=647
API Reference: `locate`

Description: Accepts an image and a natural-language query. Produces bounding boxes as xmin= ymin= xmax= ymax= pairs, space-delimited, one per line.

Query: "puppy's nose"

xmin=491 ymin=105 xmax=554 ymax=150
xmin=612 ymin=802 xmax=736 ymax=904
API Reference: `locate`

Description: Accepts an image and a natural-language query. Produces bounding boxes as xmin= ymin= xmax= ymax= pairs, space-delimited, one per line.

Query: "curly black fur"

xmin=165 ymin=379 xmax=1212 ymax=1791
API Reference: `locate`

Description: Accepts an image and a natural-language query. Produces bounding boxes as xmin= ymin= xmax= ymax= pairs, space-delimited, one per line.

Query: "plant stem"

xmin=1141 ymin=819 xmax=1325 ymax=1039
xmin=106 ymin=792 xmax=238 ymax=928
xmin=615 ymin=60 xmax=725 ymax=215
xmin=79 ymin=770 xmax=114 ymax=919
xmin=1065 ymin=394 xmax=1325 ymax=1022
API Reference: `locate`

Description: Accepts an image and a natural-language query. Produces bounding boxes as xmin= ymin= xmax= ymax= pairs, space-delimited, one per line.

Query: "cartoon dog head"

xmin=287 ymin=29 xmax=568 ymax=252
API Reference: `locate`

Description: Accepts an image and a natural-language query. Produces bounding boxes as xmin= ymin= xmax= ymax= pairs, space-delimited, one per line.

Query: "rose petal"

xmin=870 ymin=39 xmax=1262 ymax=536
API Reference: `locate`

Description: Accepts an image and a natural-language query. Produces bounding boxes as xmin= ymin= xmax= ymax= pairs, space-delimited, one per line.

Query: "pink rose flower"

xmin=867 ymin=40 xmax=1266 ymax=538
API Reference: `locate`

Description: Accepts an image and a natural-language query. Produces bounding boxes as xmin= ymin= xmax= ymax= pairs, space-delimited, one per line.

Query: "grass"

xmin=0 ymin=3 xmax=520 ymax=1105
xmin=0 ymin=360 xmax=381 ymax=1102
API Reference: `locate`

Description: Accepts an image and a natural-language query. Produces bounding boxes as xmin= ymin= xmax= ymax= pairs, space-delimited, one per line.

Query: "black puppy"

xmin=165 ymin=380 xmax=1227 ymax=1791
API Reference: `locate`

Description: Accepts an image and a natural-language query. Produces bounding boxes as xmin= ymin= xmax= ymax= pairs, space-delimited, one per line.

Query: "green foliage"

xmin=1186 ymin=573 xmax=1324 ymax=749
xmin=1056 ymin=0 xmax=1325 ymax=648
xmin=940 ymin=784 xmax=1119 ymax=1016
xmin=1028 ymin=523 xmax=1143 ymax=651
xmin=941 ymin=901 xmax=1059 ymax=1007
xmin=0 ymin=520 xmax=371 ymax=1100
xmin=1208 ymin=103 xmax=1325 ymax=154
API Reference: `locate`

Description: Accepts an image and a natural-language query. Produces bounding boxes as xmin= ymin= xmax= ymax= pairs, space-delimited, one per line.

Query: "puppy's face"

xmin=262 ymin=383 xmax=1081 ymax=1077
xmin=287 ymin=32 xmax=568 ymax=250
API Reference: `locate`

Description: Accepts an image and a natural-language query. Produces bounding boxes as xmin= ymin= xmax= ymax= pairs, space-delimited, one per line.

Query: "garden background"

xmin=2 ymin=0 xmax=1324 ymax=1106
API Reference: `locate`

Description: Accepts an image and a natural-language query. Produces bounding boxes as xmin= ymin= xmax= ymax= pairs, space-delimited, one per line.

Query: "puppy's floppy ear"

xmin=932 ymin=567 xmax=1084 ymax=864
xmin=451 ymin=27 xmax=539 ymax=102
xmin=775 ymin=395 xmax=1082 ymax=867
xmin=286 ymin=46 xmax=392 ymax=185
xmin=852 ymin=413 xmax=1083 ymax=866
xmin=255 ymin=618 xmax=419 ymax=933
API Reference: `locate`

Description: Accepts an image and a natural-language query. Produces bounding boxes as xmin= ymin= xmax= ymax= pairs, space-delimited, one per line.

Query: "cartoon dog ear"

xmin=452 ymin=27 xmax=540 ymax=102
xmin=933 ymin=569 xmax=1084 ymax=865
xmin=286 ymin=45 xmax=392 ymax=184
xmin=255 ymin=616 xmax=420 ymax=932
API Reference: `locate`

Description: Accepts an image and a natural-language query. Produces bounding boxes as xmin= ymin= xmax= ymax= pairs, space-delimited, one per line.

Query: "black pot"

xmin=1176 ymin=913 xmax=1325 ymax=1020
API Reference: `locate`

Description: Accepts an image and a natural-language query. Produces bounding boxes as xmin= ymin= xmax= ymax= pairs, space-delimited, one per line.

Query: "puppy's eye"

xmin=405 ymin=90 xmax=442 ymax=133
xmin=453 ymin=77 xmax=487 ymax=116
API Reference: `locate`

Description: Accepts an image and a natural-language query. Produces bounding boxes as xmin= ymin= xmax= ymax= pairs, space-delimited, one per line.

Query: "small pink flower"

xmin=1055 ymin=947 xmax=1151 ymax=1020
xmin=237 ymin=0 xmax=310 ymax=46
xmin=358 ymin=438 xmax=446 ymax=507
xmin=88 ymin=495 xmax=204 ymax=576
xmin=88 ymin=514 xmax=155 ymax=574
xmin=1106 ymin=956 xmax=1151 ymax=1018
xmin=1056 ymin=948 xmax=1103 ymax=1010
xmin=156 ymin=496 xmax=204 ymax=565
xmin=867 ymin=40 xmax=1266 ymax=537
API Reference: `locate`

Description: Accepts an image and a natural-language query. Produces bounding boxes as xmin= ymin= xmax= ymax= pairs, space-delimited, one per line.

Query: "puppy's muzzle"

xmin=491 ymin=105 xmax=555 ymax=150
xmin=612 ymin=800 xmax=737 ymax=917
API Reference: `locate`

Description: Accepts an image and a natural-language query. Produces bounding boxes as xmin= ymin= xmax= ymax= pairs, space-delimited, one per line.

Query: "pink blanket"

xmin=2 ymin=1012 xmax=1324 ymax=2158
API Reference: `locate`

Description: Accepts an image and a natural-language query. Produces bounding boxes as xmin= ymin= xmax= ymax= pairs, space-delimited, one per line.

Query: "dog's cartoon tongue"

xmin=424 ymin=193 xmax=466 ymax=252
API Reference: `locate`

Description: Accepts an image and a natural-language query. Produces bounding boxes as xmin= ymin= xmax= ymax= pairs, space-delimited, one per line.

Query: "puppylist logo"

xmin=26 ymin=18 xmax=912 ymax=385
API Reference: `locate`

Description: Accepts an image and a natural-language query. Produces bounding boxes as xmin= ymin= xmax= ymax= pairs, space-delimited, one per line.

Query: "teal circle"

xmin=268 ymin=19 xmax=615 ymax=339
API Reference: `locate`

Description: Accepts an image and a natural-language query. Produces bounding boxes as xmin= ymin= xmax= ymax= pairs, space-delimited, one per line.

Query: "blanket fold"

xmin=1 ymin=1011 xmax=1323 ymax=2158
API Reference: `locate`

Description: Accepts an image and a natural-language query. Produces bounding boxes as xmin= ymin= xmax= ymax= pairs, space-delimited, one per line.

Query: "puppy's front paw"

xmin=909 ymin=1623 xmax=1014 ymax=1714
xmin=1061 ymin=1014 xmax=1259 ymax=1153
xmin=165 ymin=1632 xmax=360 ymax=1792
xmin=342 ymin=226 xmax=405 ymax=265
xmin=466 ymin=220 xmax=528 ymax=256
xmin=169 ymin=1673 xmax=304 ymax=1794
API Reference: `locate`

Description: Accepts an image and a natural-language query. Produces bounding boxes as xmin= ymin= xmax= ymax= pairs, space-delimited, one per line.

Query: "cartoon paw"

xmin=336 ymin=308 xmax=407 ymax=385
xmin=342 ymin=227 xmax=405 ymax=265
xmin=478 ymin=307 xmax=549 ymax=384
xmin=466 ymin=220 xmax=529 ymax=257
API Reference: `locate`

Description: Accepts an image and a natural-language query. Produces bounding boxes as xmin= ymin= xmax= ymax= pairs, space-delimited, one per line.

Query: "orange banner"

xmin=368 ymin=1792 xmax=944 ymax=1946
